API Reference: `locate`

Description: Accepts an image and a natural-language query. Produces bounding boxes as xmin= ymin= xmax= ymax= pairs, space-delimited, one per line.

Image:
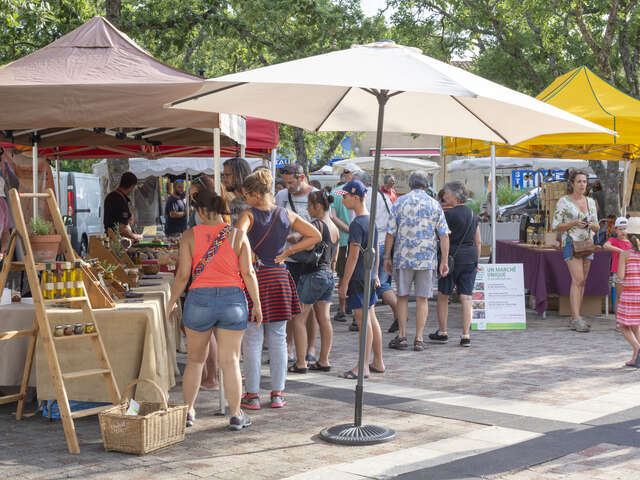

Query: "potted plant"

xmin=29 ymin=217 xmax=61 ymax=263
xmin=98 ymin=261 xmax=118 ymax=280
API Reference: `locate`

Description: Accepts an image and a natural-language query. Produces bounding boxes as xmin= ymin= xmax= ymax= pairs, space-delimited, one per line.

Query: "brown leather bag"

xmin=572 ymin=238 xmax=595 ymax=257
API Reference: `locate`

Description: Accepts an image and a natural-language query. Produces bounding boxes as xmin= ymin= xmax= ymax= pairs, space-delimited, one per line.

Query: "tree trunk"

xmin=315 ymin=132 xmax=346 ymax=171
xmin=107 ymin=158 xmax=130 ymax=193
xmin=106 ymin=0 xmax=122 ymax=27
xmin=589 ymin=160 xmax=620 ymax=216
xmin=292 ymin=127 xmax=309 ymax=176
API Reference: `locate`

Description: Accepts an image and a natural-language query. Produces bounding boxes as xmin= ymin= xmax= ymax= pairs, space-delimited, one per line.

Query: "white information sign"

xmin=471 ymin=263 xmax=526 ymax=330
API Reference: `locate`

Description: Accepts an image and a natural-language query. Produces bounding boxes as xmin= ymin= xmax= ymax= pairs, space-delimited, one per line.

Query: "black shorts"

xmin=336 ymin=245 xmax=348 ymax=278
xmin=438 ymin=262 xmax=478 ymax=296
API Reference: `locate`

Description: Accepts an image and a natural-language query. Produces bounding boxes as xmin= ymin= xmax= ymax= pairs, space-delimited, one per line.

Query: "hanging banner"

xmin=511 ymin=169 xmax=565 ymax=189
xmin=472 ymin=263 xmax=526 ymax=330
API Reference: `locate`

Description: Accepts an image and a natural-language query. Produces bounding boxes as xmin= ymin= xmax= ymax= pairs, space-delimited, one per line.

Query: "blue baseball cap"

xmin=335 ymin=179 xmax=367 ymax=198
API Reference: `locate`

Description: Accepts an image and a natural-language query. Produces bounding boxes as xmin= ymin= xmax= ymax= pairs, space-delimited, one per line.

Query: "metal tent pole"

xmin=213 ymin=128 xmax=221 ymax=195
xmin=320 ymin=89 xmax=396 ymax=446
xmin=490 ymin=144 xmax=497 ymax=264
xmin=56 ymin=157 xmax=61 ymax=207
xmin=271 ymin=149 xmax=277 ymax=195
xmin=32 ymin=136 xmax=38 ymax=219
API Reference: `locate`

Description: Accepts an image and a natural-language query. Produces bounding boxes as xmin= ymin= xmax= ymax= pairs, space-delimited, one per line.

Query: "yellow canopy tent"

xmin=445 ymin=66 xmax=640 ymax=161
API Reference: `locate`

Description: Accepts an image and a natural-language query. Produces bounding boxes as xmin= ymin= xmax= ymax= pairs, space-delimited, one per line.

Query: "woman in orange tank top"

xmin=168 ymin=189 xmax=261 ymax=430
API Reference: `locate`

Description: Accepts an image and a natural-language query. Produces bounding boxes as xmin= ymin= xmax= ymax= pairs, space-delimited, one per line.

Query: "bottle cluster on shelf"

xmin=41 ymin=262 xmax=84 ymax=299
xmin=53 ymin=322 xmax=95 ymax=337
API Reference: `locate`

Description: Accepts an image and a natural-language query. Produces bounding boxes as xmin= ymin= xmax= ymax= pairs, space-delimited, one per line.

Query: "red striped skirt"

xmin=245 ymin=264 xmax=300 ymax=323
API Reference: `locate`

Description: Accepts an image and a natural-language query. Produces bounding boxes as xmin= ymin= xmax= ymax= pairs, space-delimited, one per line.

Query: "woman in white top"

xmin=552 ymin=170 xmax=599 ymax=332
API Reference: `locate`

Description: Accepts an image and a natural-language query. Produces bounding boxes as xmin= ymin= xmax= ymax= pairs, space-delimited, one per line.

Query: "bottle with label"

xmin=41 ymin=264 xmax=54 ymax=300
xmin=54 ymin=262 xmax=65 ymax=299
xmin=73 ymin=262 xmax=84 ymax=297
xmin=64 ymin=262 xmax=73 ymax=298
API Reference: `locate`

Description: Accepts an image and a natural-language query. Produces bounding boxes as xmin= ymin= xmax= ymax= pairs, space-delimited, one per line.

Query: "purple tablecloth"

xmin=496 ymin=240 xmax=611 ymax=315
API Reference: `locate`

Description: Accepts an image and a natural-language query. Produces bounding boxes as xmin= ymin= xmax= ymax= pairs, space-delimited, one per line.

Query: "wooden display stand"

xmin=88 ymin=236 xmax=134 ymax=286
xmin=542 ymin=181 xmax=567 ymax=233
xmin=0 ymin=188 xmax=120 ymax=454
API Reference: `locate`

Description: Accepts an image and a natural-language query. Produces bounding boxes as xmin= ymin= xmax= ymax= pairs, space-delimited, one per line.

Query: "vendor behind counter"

xmin=103 ymin=171 xmax=143 ymax=242
xmin=164 ymin=179 xmax=187 ymax=236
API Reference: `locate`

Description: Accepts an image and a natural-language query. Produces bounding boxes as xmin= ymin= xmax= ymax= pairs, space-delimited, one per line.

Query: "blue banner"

xmin=511 ymin=169 xmax=565 ymax=189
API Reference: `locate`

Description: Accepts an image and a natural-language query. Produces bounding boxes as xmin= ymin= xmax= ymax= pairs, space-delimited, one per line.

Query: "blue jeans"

xmin=242 ymin=321 xmax=287 ymax=394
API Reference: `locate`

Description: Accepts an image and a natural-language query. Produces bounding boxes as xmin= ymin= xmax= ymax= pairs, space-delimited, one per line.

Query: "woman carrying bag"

xmin=552 ymin=169 xmax=599 ymax=333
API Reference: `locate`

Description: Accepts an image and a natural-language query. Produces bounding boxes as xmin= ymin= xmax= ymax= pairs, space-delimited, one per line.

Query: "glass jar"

xmin=53 ymin=325 xmax=64 ymax=337
xmin=73 ymin=323 xmax=84 ymax=335
xmin=84 ymin=322 xmax=95 ymax=334
xmin=63 ymin=324 xmax=74 ymax=336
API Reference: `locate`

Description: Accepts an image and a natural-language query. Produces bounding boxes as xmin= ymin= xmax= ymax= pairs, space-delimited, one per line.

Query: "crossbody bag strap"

xmin=452 ymin=208 xmax=475 ymax=259
xmin=192 ymin=224 xmax=233 ymax=280
xmin=253 ymin=207 xmax=280 ymax=251
xmin=287 ymin=192 xmax=297 ymax=213
xmin=380 ymin=190 xmax=391 ymax=214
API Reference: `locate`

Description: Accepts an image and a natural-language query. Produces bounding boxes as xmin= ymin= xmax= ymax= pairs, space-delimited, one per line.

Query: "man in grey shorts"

xmin=384 ymin=171 xmax=450 ymax=352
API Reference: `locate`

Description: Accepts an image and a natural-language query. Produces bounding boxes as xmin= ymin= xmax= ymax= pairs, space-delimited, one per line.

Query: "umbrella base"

xmin=319 ymin=423 xmax=396 ymax=446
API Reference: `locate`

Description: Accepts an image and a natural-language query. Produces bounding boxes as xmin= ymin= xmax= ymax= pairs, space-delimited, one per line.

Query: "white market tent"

xmin=446 ymin=157 xmax=590 ymax=172
xmin=332 ymin=156 xmax=440 ymax=174
xmin=92 ymin=157 xmax=267 ymax=179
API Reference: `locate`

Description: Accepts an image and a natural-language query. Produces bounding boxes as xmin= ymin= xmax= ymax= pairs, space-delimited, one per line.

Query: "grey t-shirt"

xmin=275 ymin=186 xmax=318 ymax=261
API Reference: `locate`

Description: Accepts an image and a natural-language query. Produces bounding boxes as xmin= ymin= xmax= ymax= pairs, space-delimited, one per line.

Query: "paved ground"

xmin=1 ymin=294 xmax=640 ymax=479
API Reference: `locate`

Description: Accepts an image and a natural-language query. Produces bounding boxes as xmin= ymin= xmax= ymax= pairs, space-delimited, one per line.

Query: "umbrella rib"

xmin=170 ymin=82 xmax=248 ymax=106
xmin=314 ymin=87 xmax=352 ymax=132
xmin=450 ymin=96 xmax=509 ymax=144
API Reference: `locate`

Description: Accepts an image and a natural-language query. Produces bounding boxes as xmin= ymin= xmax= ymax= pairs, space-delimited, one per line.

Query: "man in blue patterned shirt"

xmin=384 ymin=171 xmax=450 ymax=352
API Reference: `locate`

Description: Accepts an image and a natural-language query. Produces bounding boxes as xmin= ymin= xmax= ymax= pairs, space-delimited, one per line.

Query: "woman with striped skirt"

xmin=236 ymin=169 xmax=321 ymax=409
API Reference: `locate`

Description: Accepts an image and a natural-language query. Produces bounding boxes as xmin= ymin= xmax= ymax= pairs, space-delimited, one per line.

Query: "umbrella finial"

xmin=353 ymin=40 xmax=423 ymax=55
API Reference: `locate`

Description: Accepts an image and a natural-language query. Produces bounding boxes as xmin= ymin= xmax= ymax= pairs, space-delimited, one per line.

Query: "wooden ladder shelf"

xmin=0 ymin=188 xmax=120 ymax=454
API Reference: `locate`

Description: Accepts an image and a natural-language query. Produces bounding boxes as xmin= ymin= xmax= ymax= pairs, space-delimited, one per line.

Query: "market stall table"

xmin=496 ymin=240 xmax=611 ymax=315
xmin=0 ymin=301 xmax=174 ymax=402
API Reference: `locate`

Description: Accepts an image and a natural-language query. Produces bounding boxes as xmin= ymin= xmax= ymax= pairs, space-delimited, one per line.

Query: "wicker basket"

xmin=99 ymin=379 xmax=188 ymax=455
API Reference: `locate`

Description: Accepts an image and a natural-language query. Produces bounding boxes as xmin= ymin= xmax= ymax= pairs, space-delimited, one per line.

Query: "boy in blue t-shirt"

xmin=336 ymin=180 xmax=385 ymax=379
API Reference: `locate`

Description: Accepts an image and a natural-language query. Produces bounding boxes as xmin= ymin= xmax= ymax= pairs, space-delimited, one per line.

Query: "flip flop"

xmin=369 ymin=364 xmax=385 ymax=373
xmin=309 ymin=362 xmax=331 ymax=372
xmin=339 ymin=370 xmax=368 ymax=379
xmin=288 ymin=364 xmax=308 ymax=374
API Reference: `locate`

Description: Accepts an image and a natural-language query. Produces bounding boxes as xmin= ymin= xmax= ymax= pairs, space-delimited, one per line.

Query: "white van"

xmin=54 ymin=171 xmax=103 ymax=257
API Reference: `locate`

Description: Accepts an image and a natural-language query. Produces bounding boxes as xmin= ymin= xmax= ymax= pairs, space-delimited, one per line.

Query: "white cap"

xmin=615 ymin=217 xmax=628 ymax=228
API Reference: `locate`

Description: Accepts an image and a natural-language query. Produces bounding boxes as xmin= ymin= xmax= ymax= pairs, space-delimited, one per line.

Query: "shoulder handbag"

xmin=438 ymin=207 xmax=475 ymax=273
xmin=572 ymin=237 xmax=595 ymax=257
xmin=289 ymin=219 xmax=328 ymax=273
xmin=192 ymin=225 xmax=233 ymax=281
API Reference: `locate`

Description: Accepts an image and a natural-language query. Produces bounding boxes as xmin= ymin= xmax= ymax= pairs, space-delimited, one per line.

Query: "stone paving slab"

xmin=1 ymin=298 xmax=639 ymax=479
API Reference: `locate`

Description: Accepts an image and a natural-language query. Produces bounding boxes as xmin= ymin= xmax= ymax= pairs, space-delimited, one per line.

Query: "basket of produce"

xmin=141 ymin=259 xmax=160 ymax=275
xmin=99 ymin=379 xmax=187 ymax=455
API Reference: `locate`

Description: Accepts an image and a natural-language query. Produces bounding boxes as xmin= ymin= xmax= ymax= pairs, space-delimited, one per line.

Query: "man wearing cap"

xmin=103 ymin=171 xmax=143 ymax=242
xmin=164 ymin=178 xmax=187 ymax=237
xmin=384 ymin=170 xmax=450 ymax=352
xmin=336 ymin=179 xmax=385 ymax=378
xmin=605 ymin=217 xmax=632 ymax=315
xmin=331 ymin=163 xmax=361 ymax=324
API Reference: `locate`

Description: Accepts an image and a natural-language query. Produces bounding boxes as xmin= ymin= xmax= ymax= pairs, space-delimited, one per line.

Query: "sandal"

xmin=339 ymin=370 xmax=368 ymax=379
xmin=309 ymin=362 xmax=331 ymax=372
xmin=388 ymin=336 xmax=409 ymax=350
xmin=369 ymin=364 xmax=385 ymax=373
xmin=413 ymin=339 xmax=425 ymax=352
xmin=288 ymin=364 xmax=308 ymax=374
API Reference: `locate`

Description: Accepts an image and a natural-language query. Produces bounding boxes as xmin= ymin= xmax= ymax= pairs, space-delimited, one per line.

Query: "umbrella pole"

xmin=490 ymin=144 xmax=497 ymax=264
xmin=32 ymin=136 xmax=39 ymax=220
xmin=320 ymin=90 xmax=396 ymax=446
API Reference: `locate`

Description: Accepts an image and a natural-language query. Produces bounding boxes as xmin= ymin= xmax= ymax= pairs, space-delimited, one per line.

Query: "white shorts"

xmin=394 ymin=268 xmax=433 ymax=298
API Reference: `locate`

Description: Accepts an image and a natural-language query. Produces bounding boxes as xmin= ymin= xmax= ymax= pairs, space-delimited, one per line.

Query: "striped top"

xmin=616 ymin=250 xmax=640 ymax=326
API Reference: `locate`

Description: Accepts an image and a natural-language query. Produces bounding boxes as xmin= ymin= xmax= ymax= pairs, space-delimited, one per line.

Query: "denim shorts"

xmin=438 ymin=262 xmax=478 ymax=296
xmin=347 ymin=290 xmax=378 ymax=311
xmin=376 ymin=244 xmax=392 ymax=296
xmin=297 ymin=269 xmax=335 ymax=305
xmin=562 ymin=236 xmax=594 ymax=262
xmin=183 ymin=287 xmax=248 ymax=332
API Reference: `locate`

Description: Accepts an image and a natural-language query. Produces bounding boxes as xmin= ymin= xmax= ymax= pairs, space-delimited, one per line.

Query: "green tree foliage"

xmin=0 ymin=1 xmax=387 ymax=169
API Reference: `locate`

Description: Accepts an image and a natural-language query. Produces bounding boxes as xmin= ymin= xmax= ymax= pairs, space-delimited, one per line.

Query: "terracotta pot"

xmin=29 ymin=234 xmax=62 ymax=263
